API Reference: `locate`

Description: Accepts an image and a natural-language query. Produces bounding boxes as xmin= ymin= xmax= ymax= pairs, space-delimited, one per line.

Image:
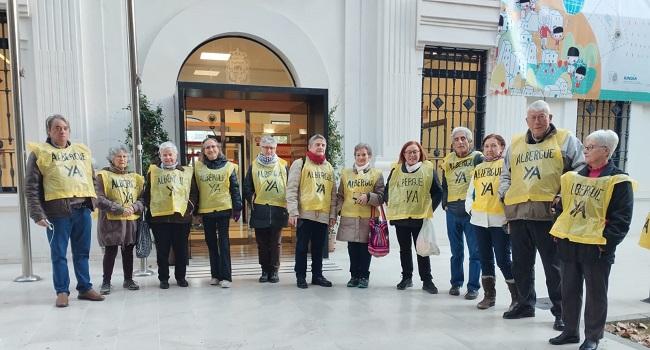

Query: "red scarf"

xmin=306 ymin=151 xmax=326 ymax=165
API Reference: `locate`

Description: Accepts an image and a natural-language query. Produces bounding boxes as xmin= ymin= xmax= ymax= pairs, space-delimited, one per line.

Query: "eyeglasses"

xmin=584 ymin=145 xmax=608 ymax=151
xmin=404 ymin=150 xmax=420 ymax=155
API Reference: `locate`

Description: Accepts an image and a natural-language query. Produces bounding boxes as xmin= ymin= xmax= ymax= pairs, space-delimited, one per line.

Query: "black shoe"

xmin=553 ymin=316 xmax=565 ymax=331
xmin=549 ymin=332 xmax=580 ymax=345
xmin=579 ymin=340 xmax=599 ymax=350
xmin=159 ymin=281 xmax=170 ymax=289
xmin=358 ymin=278 xmax=369 ymax=289
xmin=396 ymin=277 xmax=413 ymax=290
xmin=449 ymin=286 xmax=460 ymax=296
xmin=464 ymin=289 xmax=479 ymax=300
xmin=312 ymin=276 xmax=333 ymax=287
xmin=269 ymin=272 xmax=279 ymax=283
xmin=100 ymin=282 xmax=111 ymax=295
xmin=423 ymin=280 xmax=438 ymax=294
xmin=297 ymin=278 xmax=308 ymax=289
xmin=502 ymin=305 xmax=535 ymax=319
xmin=177 ymin=279 xmax=189 ymax=287
xmin=347 ymin=277 xmax=360 ymax=288
xmin=259 ymin=272 xmax=269 ymax=283
xmin=123 ymin=279 xmax=139 ymax=291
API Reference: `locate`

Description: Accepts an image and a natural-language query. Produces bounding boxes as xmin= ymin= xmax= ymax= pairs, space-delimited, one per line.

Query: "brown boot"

xmin=78 ymin=288 xmax=105 ymax=301
xmin=477 ymin=276 xmax=496 ymax=309
xmin=55 ymin=293 xmax=69 ymax=307
xmin=506 ymin=280 xmax=519 ymax=311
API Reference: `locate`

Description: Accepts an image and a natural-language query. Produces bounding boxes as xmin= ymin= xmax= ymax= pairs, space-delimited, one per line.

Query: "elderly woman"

xmin=465 ymin=134 xmax=516 ymax=310
xmin=95 ymin=145 xmax=144 ymax=295
xmin=384 ymin=141 xmax=442 ymax=294
xmin=194 ymin=136 xmax=242 ymax=288
xmin=25 ymin=114 xmax=104 ymax=307
xmin=548 ymin=130 xmax=634 ymax=350
xmin=243 ymin=135 xmax=288 ymax=284
xmin=143 ymin=141 xmax=198 ymax=289
xmin=441 ymin=126 xmax=484 ymax=299
xmin=335 ymin=143 xmax=385 ymax=288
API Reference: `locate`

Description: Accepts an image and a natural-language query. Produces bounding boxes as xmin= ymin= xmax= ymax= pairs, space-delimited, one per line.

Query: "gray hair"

xmin=259 ymin=135 xmax=277 ymax=147
xmin=354 ymin=143 xmax=373 ymax=156
xmin=158 ymin=141 xmax=178 ymax=155
xmin=586 ymin=129 xmax=619 ymax=159
xmin=527 ymin=100 xmax=551 ymax=115
xmin=308 ymin=134 xmax=327 ymax=147
xmin=106 ymin=145 xmax=130 ymax=164
xmin=451 ymin=126 xmax=474 ymax=143
xmin=46 ymin=114 xmax=70 ymax=131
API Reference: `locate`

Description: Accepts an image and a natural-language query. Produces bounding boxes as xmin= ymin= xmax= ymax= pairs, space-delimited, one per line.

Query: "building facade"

xmin=0 ymin=0 xmax=648 ymax=261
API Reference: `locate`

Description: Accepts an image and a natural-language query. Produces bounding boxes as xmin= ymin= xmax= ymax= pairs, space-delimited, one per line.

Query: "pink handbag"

xmin=368 ymin=206 xmax=389 ymax=257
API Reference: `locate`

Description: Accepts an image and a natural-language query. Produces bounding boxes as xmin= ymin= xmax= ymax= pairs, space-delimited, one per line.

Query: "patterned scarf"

xmin=257 ymin=153 xmax=278 ymax=166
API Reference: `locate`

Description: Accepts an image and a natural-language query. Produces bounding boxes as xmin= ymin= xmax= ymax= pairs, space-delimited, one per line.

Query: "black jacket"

xmin=557 ymin=160 xmax=634 ymax=264
xmin=242 ymin=163 xmax=289 ymax=229
xmin=196 ymin=155 xmax=243 ymax=218
xmin=384 ymin=163 xmax=443 ymax=227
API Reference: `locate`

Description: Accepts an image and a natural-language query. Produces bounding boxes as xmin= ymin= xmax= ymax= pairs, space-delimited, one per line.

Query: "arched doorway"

xmin=176 ymin=36 xmax=328 ymax=258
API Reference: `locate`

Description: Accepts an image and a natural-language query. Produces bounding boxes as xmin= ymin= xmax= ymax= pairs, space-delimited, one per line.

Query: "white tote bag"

xmin=416 ymin=218 xmax=440 ymax=256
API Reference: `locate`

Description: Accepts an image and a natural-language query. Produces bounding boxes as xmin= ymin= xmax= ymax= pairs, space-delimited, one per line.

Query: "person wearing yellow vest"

xmin=498 ymin=100 xmax=585 ymax=330
xmin=95 ymin=145 xmax=144 ymax=295
xmin=143 ymin=141 xmax=198 ymax=289
xmin=195 ymin=136 xmax=242 ymax=288
xmin=25 ymin=114 xmax=104 ymax=307
xmin=287 ymin=134 xmax=338 ymax=289
xmin=639 ymin=213 xmax=650 ymax=250
xmin=465 ymin=134 xmax=517 ymax=310
xmin=335 ymin=143 xmax=385 ymax=289
xmin=384 ymin=141 xmax=442 ymax=294
xmin=243 ymin=135 xmax=288 ymax=284
xmin=548 ymin=130 xmax=634 ymax=350
xmin=441 ymin=126 xmax=484 ymax=300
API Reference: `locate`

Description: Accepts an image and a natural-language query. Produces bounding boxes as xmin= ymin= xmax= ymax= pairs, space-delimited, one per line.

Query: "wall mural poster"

xmin=491 ymin=0 xmax=650 ymax=102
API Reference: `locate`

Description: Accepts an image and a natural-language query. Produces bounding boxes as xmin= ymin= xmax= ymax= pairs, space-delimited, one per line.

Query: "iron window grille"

xmin=0 ymin=11 xmax=16 ymax=193
xmin=576 ymin=99 xmax=630 ymax=171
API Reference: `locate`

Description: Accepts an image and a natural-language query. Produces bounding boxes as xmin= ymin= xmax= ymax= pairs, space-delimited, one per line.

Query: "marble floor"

xmin=2 ymin=232 xmax=650 ymax=350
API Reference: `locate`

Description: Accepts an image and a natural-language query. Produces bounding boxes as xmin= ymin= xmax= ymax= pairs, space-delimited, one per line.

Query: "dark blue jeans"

xmin=446 ymin=211 xmax=481 ymax=291
xmin=474 ymin=225 xmax=514 ymax=279
xmin=294 ymin=219 xmax=328 ymax=279
xmin=46 ymin=208 xmax=93 ymax=295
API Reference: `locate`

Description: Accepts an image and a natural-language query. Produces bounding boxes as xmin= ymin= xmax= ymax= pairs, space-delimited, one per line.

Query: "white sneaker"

xmin=220 ymin=280 xmax=231 ymax=288
xmin=210 ymin=278 xmax=220 ymax=286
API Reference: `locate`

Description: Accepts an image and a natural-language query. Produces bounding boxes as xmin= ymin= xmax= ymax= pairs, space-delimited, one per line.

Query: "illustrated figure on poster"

xmin=552 ymin=26 xmax=564 ymax=48
xmin=574 ymin=66 xmax=587 ymax=88
xmin=566 ymin=47 xmax=580 ymax=75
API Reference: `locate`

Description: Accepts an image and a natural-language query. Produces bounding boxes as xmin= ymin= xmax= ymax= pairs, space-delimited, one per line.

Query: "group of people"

xmin=26 ymin=99 xmax=637 ymax=350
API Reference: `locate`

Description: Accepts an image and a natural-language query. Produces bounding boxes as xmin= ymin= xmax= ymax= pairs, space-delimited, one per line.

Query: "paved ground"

xmin=2 ymin=225 xmax=650 ymax=350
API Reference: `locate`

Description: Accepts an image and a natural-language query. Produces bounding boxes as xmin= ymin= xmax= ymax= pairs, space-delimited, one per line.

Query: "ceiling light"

xmin=193 ymin=70 xmax=220 ymax=77
xmin=299 ymin=128 xmax=307 ymax=135
xmin=200 ymin=52 xmax=231 ymax=61
xmin=271 ymin=121 xmax=290 ymax=125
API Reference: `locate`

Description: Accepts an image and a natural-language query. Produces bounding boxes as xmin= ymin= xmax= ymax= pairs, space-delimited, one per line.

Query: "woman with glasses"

xmin=194 ymin=136 xmax=242 ymax=288
xmin=384 ymin=141 xmax=442 ymax=294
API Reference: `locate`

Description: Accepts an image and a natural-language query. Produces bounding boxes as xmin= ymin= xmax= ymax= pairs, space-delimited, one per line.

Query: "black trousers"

xmin=294 ymin=219 xmax=328 ymax=279
xmin=102 ymin=244 xmax=135 ymax=282
xmin=509 ymin=220 xmax=562 ymax=316
xmin=395 ymin=224 xmax=432 ymax=281
xmin=255 ymin=227 xmax=282 ymax=273
xmin=151 ymin=222 xmax=190 ymax=282
xmin=348 ymin=242 xmax=371 ymax=278
xmin=560 ymin=245 xmax=611 ymax=341
xmin=203 ymin=216 xmax=232 ymax=281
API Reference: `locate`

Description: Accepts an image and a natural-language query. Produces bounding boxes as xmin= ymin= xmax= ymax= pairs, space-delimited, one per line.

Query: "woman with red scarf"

xmin=286 ymin=134 xmax=338 ymax=289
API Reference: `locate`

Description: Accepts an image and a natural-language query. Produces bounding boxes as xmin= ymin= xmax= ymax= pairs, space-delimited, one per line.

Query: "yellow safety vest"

xmin=299 ymin=158 xmax=335 ymax=214
xmin=550 ymin=172 xmax=633 ymax=245
xmin=27 ymin=142 xmax=96 ymax=201
xmin=340 ymin=167 xmax=382 ymax=218
xmin=148 ymin=165 xmax=193 ymax=217
xmin=251 ymin=159 xmax=287 ymax=207
xmin=443 ymin=151 xmax=481 ymax=202
xmin=471 ymin=158 xmax=505 ymax=215
xmin=386 ymin=161 xmax=434 ymax=220
xmin=638 ymin=213 xmax=650 ymax=250
xmin=194 ymin=160 xmax=237 ymax=214
xmin=97 ymin=170 xmax=144 ymax=220
xmin=504 ymin=129 xmax=569 ymax=205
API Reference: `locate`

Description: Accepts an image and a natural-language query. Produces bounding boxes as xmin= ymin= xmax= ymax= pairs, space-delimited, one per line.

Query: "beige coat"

xmin=286 ymin=158 xmax=337 ymax=225
xmin=335 ymin=167 xmax=385 ymax=243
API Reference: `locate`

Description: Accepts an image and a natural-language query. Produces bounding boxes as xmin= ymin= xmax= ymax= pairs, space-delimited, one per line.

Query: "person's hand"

xmin=550 ymin=195 xmax=561 ymax=214
xmin=355 ymin=193 xmax=369 ymax=205
xmin=232 ymin=210 xmax=241 ymax=222
xmin=329 ymin=217 xmax=338 ymax=227
xmin=289 ymin=216 xmax=298 ymax=227
xmin=123 ymin=207 xmax=134 ymax=216
xmin=36 ymin=219 xmax=49 ymax=228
